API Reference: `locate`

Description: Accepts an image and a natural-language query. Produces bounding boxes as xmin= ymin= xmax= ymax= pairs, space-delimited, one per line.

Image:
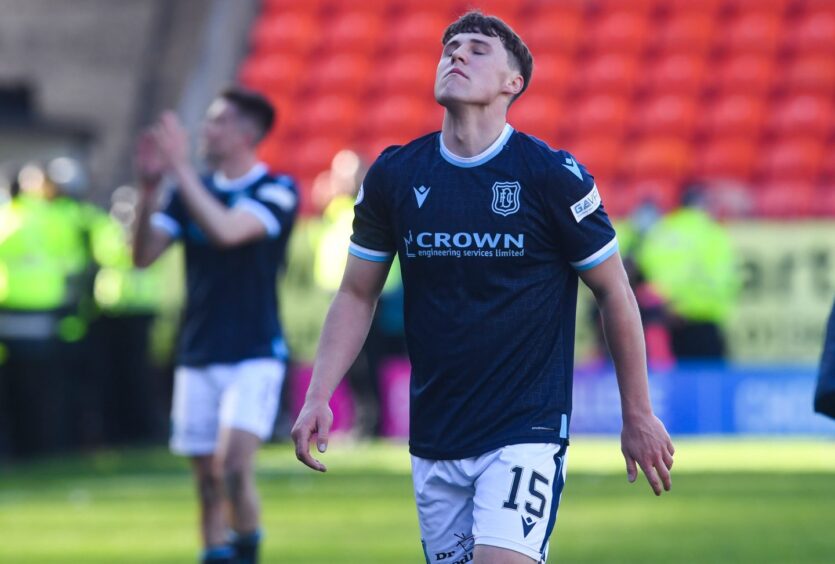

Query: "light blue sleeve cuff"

xmin=348 ymin=242 xmax=395 ymax=262
xmin=234 ymin=197 xmax=281 ymax=238
xmin=571 ymin=237 xmax=618 ymax=271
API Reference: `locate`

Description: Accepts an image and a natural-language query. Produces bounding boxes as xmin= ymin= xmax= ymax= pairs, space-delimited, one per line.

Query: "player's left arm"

xmin=151 ymin=111 xmax=271 ymax=248
xmin=580 ymin=255 xmax=675 ymax=496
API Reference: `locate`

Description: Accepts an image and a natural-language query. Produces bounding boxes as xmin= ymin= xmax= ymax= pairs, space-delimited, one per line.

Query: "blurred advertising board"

xmin=726 ymin=221 xmax=835 ymax=363
xmin=374 ymin=361 xmax=835 ymax=438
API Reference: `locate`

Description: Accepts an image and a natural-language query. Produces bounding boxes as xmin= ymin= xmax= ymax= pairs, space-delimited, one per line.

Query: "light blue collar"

xmin=439 ymin=123 xmax=514 ymax=168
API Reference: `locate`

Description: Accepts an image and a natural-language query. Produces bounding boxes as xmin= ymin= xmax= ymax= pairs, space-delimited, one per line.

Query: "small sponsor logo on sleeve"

xmin=570 ymin=184 xmax=601 ymax=223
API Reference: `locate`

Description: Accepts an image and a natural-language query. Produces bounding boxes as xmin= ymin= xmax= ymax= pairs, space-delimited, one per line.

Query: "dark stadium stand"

xmin=241 ymin=0 xmax=835 ymax=216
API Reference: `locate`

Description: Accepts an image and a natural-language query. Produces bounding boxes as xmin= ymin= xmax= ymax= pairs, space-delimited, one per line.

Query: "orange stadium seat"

xmin=578 ymin=53 xmax=640 ymax=95
xmin=286 ymin=135 xmax=349 ymax=181
xmin=508 ymin=94 xmax=561 ymax=142
xmin=521 ymin=9 xmax=584 ymax=55
xmin=757 ymin=137 xmax=826 ymax=183
xmin=700 ymin=94 xmax=767 ymax=137
xmin=622 ymin=137 xmax=692 ymax=182
xmin=719 ymin=11 xmax=783 ymax=54
xmin=784 ymin=55 xmax=835 ymax=96
xmin=303 ymin=53 xmax=371 ymax=95
xmin=586 ymin=10 xmax=650 ymax=54
xmin=653 ymin=11 xmax=715 ymax=54
xmin=754 ymin=181 xmax=816 ymax=217
xmin=631 ymin=95 xmax=699 ymax=137
xmin=694 ymin=138 xmax=759 ymax=180
xmin=377 ymin=53 xmax=438 ymax=96
xmin=768 ymin=94 xmax=834 ymax=138
xmin=321 ymin=11 xmax=384 ymax=54
xmin=563 ymin=95 xmax=630 ymax=138
xmin=250 ymin=12 xmax=318 ymax=55
xmin=641 ymin=54 xmax=707 ymax=95
xmin=710 ymin=54 xmax=775 ymax=94
xmin=238 ymin=53 xmax=305 ymax=95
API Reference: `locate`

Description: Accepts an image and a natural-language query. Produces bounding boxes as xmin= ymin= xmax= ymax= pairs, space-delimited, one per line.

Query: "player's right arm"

xmin=291 ymin=255 xmax=391 ymax=472
xmin=132 ymin=130 xmax=173 ymax=268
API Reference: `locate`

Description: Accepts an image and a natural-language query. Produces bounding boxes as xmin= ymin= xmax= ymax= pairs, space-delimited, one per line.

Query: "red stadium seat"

xmin=664 ymin=0 xmax=722 ymax=13
xmin=530 ymin=54 xmax=572 ymax=95
xmin=521 ymin=9 xmax=584 ymax=55
xmin=563 ymin=95 xmax=630 ymax=138
xmin=757 ymin=137 xmax=826 ymax=183
xmin=753 ymin=181 xmax=816 ymax=217
xmin=653 ymin=12 xmax=715 ymax=54
xmin=285 ymin=136 xmax=349 ymax=182
xmin=813 ymin=184 xmax=835 ymax=218
xmin=292 ymin=95 xmax=361 ymax=135
xmin=694 ymin=138 xmax=759 ymax=180
xmin=564 ymin=136 xmax=622 ymax=183
xmin=389 ymin=12 xmax=449 ymax=55
xmin=630 ymin=95 xmax=699 ymax=137
xmin=767 ymin=94 xmax=834 ymax=138
xmin=320 ymin=11 xmax=384 ymax=54
xmin=622 ymin=137 xmax=692 ymax=182
xmin=377 ymin=54 xmax=439 ymax=97
xmin=508 ymin=94 xmax=561 ymax=143
xmin=700 ymin=94 xmax=767 ymax=137
xmin=365 ymin=95 xmax=436 ymax=140
xmin=641 ymin=54 xmax=707 ymax=95
xmin=577 ymin=53 xmax=640 ymax=95
xmin=586 ymin=10 xmax=650 ymax=54
xmin=260 ymin=0 xmax=322 ymax=14
xmin=710 ymin=54 xmax=775 ymax=94
xmin=250 ymin=12 xmax=318 ymax=55
xmin=303 ymin=53 xmax=371 ymax=95
xmin=785 ymin=11 xmax=835 ymax=54
xmin=719 ymin=12 xmax=783 ymax=54
xmin=783 ymin=55 xmax=835 ymax=96
xmin=727 ymin=0 xmax=791 ymax=14
xmin=238 ymin=54 xmax=305 ymax=95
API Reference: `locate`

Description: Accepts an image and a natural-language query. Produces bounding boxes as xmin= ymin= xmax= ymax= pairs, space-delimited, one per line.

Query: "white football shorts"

xmin=170 ymin=358 xmax=285 ymax=456
xmin=412 ymin=442 xmax=567 ymax=564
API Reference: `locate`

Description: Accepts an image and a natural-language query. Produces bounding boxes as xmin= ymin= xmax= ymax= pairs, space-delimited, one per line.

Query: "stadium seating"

xmin=241 ymin=0 xmax=835 ymax=217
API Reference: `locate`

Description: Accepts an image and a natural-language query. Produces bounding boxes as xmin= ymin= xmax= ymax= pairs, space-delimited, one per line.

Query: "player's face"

xmin=435 ymin=33 xmax=521 ymax=108
xmin=199 ymin=98 xmax=252 ymax=164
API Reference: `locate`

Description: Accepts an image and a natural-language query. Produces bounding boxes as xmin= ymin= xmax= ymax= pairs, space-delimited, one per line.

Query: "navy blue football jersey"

xmin=351 ymin=125 xmax=618 ymax=460
xmin=152 ymin=163 xmax=298 ymax=367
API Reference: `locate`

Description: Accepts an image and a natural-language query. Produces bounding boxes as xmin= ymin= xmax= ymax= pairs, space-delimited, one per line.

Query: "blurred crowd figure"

xmin=598 ymin=182 xmax=741 ymax=366
xmin=310 ymin=149 xmax=406 ymax=438
xmin=0 ymin=159 xmax=172 ymax=459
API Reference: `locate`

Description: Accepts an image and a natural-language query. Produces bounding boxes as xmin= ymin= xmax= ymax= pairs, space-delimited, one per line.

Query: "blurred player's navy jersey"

xmin=351 ymin=125 xmax=617 ymax=460
xmin=152 ymin=163 xmax=298 ymax=367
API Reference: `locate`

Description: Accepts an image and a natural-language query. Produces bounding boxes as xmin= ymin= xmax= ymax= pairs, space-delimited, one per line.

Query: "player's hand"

xmin=134 ymin=130 xmax=165 ymax=187
xmin=151 ymin=111 xmax=190 ymax=170
xmin=621 ymin=413 xmax=675 ymax=496
xmin=291 ymin=399 xmax=333 ymax=473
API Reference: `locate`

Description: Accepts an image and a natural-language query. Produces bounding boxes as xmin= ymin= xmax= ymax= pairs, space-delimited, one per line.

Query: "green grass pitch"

xmin=1 ymin=437 xmax=834 ymax=563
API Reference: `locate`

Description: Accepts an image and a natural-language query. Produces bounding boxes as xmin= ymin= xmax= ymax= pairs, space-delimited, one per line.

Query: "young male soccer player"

xmin=133 ymin=87 xmax=298 ymax=564
xmin=292 ymin=12 xmax=674 ymax=564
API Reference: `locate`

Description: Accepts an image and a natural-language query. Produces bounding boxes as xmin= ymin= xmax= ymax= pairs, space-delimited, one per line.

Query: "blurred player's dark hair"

xmin=442 ymin=11 xmax=533 ymax=106
xmin=220 ymin=86 xmax=275 ymax=142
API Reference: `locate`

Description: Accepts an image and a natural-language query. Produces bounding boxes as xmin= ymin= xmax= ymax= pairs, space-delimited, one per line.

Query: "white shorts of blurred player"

xmin=169 ymin=358 xmax=285 ymax=456
xmin=412 ymin=443 xmax=567 ymax=564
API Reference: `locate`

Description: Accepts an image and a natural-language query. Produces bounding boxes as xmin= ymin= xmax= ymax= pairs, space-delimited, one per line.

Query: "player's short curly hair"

xmin=441 ymin=11 xmax=534 ymax=105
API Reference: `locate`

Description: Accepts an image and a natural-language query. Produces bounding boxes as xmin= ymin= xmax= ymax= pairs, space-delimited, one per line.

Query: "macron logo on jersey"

xmin=413 ymin=185 xmax=430 ymax=208
xmin=562 ymin=156 xmax=583 ymax=181
xmin=571 ymin=184 xmax=601 ymax=223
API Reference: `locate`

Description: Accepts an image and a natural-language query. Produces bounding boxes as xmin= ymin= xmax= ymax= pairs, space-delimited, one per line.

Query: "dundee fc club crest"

xmin=491 ymin=181 xmax=521 ymax=216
